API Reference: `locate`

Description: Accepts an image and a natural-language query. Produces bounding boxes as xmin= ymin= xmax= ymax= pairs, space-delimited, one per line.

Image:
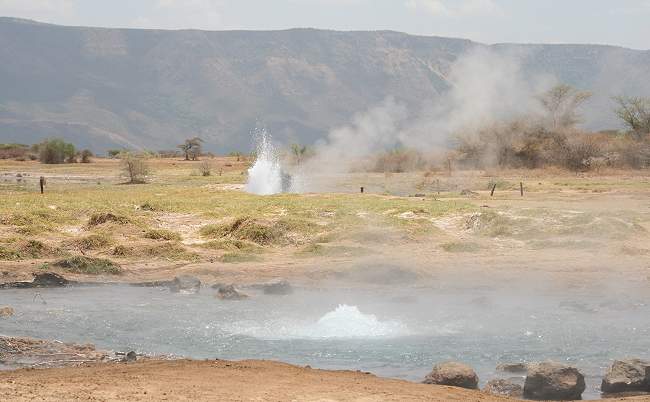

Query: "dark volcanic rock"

xmin=123 ymin=351 xmax=137 ymax=363
xmin=32 ymin=272 xmax=69 ymax=287
xmin=2 ymin=272 xmax=71 ymax=288
xmin=169 ymin=275 xmax=201 ymax=294
xmin=423 ymin=362 xmax=479 ymax=389
xmin=483 ymin=379 xmax=524 ymax=398
xmin=215 ymin=285 xmax=248 ymax=301
xmin=524 ymin=362 xmax=585 ymax=400
xmin=601 ymin=359 xmax=650 ymax=395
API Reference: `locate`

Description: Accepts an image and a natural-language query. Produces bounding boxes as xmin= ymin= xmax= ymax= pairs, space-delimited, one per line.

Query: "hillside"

xmin=0 ymin=17 xmax=649 ymax=152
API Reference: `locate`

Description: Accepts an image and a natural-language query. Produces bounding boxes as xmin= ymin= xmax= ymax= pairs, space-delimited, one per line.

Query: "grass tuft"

xmin=51 ymin=256 xmax=122 ymax=275
xmin=87 ymin=213 xmax=130 ymax=226
xmin=144 ymin=229 xmax=181 ymax=241
xmin=73 ymin=233 xmax=113 ymax=250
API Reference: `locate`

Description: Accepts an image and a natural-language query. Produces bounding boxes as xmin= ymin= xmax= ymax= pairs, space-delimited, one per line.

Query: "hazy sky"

xmin=1 ymin=0 xmax=649 ymax=49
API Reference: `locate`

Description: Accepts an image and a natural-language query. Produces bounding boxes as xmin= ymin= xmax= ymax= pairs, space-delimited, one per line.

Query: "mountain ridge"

xmin=1 ymin=17 xmax=649 ymax=152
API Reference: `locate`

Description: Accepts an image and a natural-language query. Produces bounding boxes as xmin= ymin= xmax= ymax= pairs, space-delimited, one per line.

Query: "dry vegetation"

xmin=1 ymin=148 xmax=650 ymax=284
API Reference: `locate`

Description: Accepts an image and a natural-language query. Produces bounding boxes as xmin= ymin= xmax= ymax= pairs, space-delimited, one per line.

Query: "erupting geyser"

xmin=245 ymin=129 xmax=288 ymax=195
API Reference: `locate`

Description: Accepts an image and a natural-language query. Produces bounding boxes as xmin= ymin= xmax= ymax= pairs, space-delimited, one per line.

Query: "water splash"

xmin=310 ymin=304 xmax=408 ymax=338
xmin=245 ymin=128 xmax=283 ymax=195
xmin=223 ymin=304 xmax=409 ymax=340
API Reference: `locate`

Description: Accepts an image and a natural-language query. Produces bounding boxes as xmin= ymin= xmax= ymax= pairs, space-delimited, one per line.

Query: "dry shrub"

xmin=372 ymin=148 xmax=429 ymax=173
xmin=454 ymin=121 xmax=605 ymax=171
xmin=120 ymin=153 xmax=150 ymax=184
xmin=198 ymin=161 xmax=212 ymax=176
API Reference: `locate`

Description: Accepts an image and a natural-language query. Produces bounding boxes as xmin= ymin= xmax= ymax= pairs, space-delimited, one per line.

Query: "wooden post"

xmin=490 ymin=183 xmax=496 ymax=197
xmin=39 ymin=176 xmax=46 ymax=194
xmin=520 ymin=182 xmax=524 ymax=197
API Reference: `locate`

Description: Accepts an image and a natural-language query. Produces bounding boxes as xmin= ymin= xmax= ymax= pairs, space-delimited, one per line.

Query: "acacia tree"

xmin=178 ymin=137 xmax=203 ymax=161
xmin=538 ymin=84 xmax=592 ymax=130
xmin=614 ymin=96 xmax=650 ymax=140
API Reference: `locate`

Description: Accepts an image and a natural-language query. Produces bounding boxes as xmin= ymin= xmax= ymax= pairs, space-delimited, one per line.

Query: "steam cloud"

xmin=290 ymin=47 xmax=556 ymax=192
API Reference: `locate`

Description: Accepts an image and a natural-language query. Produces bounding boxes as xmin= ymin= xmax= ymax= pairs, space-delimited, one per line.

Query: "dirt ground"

xmin=1 ymin=358 xmax=647 ymax=402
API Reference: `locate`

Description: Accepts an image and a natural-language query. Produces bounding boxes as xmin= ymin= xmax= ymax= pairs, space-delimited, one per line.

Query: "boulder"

xmin=260 ymin=280 xmax=293 ymax=295
xmin=169 ymin=275 xmax=201 ymax=294
xmin=123 ymin=351 xmax=137 ymax=363
xmin=215 ymin=285 xmax=248 ymax=300
xmin=0 ymin=306 xmax=14 ymax=318
xmin=484 ymin=379 xmax=523 ymax=398
xmin=601 ymin=359 xmax=650 ymax=395
xmin=32 ymin=272 xmax=68 ymax=287
xmin=423 ymin=362 xmax=478 ymax=389
xmin=524 ymin=362 xmax=585 ymax=400
xmin=496 ymin=362 xmax=529 ymax=374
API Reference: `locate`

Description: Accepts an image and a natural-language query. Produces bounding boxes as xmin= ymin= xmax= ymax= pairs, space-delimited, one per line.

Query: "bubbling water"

xmin=223 ymin=304 xmax=409 ymax=340
xmin=309 ymin=304 xmax=408 ymax=339
xmin=245 ymin=129 xmax=283 ymax=195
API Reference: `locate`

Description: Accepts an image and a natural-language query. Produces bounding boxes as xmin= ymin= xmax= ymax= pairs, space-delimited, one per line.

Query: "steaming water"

xmin=245 ymin=129 xmax=283 ymax=195
xmin=223 ymin=304 xmax=408 ymax=340
xmin=2 ymin=285 xmax=649 ymax=399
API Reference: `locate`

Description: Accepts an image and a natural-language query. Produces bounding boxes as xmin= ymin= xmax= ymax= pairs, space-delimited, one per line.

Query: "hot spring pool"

xmin=1 ymin=284 xmax=648 ymax=399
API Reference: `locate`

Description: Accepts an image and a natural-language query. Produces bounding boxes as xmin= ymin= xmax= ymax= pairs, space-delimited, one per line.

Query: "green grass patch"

xmin=51 ymin=256 xmax=122 ymax=275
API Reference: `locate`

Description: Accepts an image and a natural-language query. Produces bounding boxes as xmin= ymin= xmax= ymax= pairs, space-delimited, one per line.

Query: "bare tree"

xmin=120 ymin=152 xmax=150 ymax=184
xmin=614 ymin=96 xmax=650 ymax=140
xmin=539 ymin=84 xmax=591 ymax=130
xmin=178 ymin=137 xmax=203 ymax=161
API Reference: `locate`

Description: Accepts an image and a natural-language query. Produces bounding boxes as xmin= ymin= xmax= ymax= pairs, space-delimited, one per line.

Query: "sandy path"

xmin=1 ymin=359 xmax=649 ymax=402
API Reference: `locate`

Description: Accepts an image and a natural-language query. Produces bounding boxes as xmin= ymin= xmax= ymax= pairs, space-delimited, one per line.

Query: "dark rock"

xmin=496 ymin=362 xmax=529 ymax=374
xmin=32 ymin=272 xmax=69 ymax=287
xmin=0 ymin=306 xmax=15 ymax=318
xmin=123 ymin=351 xmax=137 ymax=363
xmin=423 ymin=362 xmax=478 ymax=389
xmin=524 ymin=362 xmax=585 ymax=400
xmin=484 ymin=379 xmax=524 ymax=398
xmin=169 ymin=275 xmax=201 ymax=294
xmin=260 ymin=280 xmax=293 ymax=295
xmin=601 ymin=359 xmax=650 ymax=395
xmin=215 ymin=285 xmax=248 ymax=300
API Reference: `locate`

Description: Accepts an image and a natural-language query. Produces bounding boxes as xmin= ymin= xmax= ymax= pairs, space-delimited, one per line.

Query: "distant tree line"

xmin=0 ymin=139 xmax=93 ymax=164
